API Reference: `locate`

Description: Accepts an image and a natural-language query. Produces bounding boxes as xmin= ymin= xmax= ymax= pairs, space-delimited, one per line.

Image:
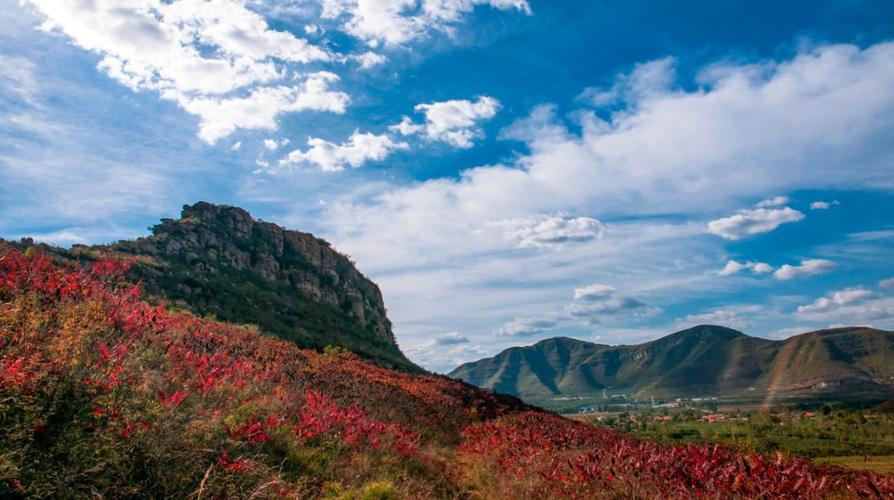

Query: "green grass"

xmin=583 ymin=407 xmax=894 ymax=462
xmin=815 ymin=455 xmax=894 ymax=474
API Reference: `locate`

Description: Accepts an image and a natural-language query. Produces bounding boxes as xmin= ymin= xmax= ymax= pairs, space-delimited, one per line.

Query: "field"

xmin=577 ymin=406 xmax=894 ymax=472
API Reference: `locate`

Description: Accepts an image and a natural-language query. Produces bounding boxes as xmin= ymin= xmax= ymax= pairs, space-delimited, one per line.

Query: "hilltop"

xmin=449 ymin=325 xmax=894 ymax=408
xmin=9 ymin=202 xmax=417 ymax=371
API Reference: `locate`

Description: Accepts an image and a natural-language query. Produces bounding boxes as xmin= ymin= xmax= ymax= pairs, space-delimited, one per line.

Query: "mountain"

xmin=9 ymin=202 xmax=417 ymax=371
xmin=1 ymin=245 xmax=888 ymax=497
xmin=449 ymin=325 xmax=894 ymax=406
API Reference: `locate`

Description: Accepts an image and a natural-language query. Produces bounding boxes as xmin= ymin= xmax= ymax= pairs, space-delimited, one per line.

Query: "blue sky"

xmin=1 ymin=0 xmax=893 ymax=372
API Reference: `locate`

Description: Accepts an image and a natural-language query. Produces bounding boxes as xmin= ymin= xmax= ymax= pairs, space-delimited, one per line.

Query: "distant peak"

xmin=674 ymin=324 xmax=747 ymax=339
xmin=534 ymin=336 xmax=595 ymax=347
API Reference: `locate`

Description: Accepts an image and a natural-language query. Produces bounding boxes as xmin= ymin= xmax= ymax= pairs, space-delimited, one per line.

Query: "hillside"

xmin=449 ymin=325 xmax=894 ymax=405
xmin=9 ymin=202 xmax=417 ymax=371
xmin=1 ymin=246 xmax=891 ymax=497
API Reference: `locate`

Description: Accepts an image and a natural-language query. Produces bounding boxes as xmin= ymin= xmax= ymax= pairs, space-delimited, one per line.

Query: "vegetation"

xmin=1 ymin=246 xmax=893 ymax=497
xmin=585 ymin=407 xmax=894 ymax=459
xmin=11 ymin=201 xmax=419 ymax=372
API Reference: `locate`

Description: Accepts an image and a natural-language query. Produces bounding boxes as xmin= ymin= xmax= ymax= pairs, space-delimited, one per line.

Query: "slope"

xmin=9 ymin=202 xmax=417 ymax=371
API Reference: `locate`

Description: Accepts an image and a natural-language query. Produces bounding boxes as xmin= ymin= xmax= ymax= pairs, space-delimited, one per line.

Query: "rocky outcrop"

xmin=8 ymin=202 xmax=417 ymax=370
xmin=114 ymin=202 xmax=396 ymax=347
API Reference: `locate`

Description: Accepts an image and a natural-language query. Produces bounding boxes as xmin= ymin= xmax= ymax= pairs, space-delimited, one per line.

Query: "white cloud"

xmin=22 ymin=0 xmax=347 ymax=143
xmin=313 ymin=42 xmax=894 ymax=350
xmin=810 ymin=200 xmax=840 ymax=210
xmin=405 ymin=342 xmax=489 ymax=373
xmin=707 ymin=207 xmax=804 ymax=240
xmin=573 ymin=283 xmax=616 ymax=300
xmin=169 ymin=72 xmax=349 ymax=144
xmin=755 ymin=195 xmax=789 ymax=208
xmin=411 ymin=96 xmax=501 ymax=147
xmin=388 ymin=116 xmax=425 ymax=136
xmin=578 ymin=57 xmax=676 ymax=107
xmin=880 ymin=277 xmax=894 ymax=289
xmin=565 ymin=284 xmax=655 ymax=325
xmin=566 ymin=297 xmax=650 ymax=323
xmin=790 ymin=293 xmax=894 ymax=328
xmin=768 ymin=326 xmax=812 ymax=340
xmin=320 ymin=0 xmax=531 ymax=46
xmin=492 ymin=214 xmax=605 ymax=249
xmin=797 ymin=288 xmax=876 ymax=314
xmin=680 ymin=309 xmax=752 ymax=329
xmin=264 ymin=137 xmax=290 ymax=151
xmin=495 ymin=316 xmax=558 ymax=337
xmin=718 ymin=259 xmax=773 ymax=276
xmin=773 ymin=259 xmax=837 ymax=280
xmin=230 ymin=141 xmax=242 ymax=151
xmin=280 ymin=130 xmax=408 ymax=172
xmin=351 ymin=51 xmax=387 ymax=69
xmin=432 ymin=331 xmax=470 ymax=345
xmin=751 ymin=262 xmax=774 ymax=274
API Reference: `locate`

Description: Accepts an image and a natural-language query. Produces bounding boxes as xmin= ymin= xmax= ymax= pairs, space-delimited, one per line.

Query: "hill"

xmin=8 ymin=202 xmax=417 ymax=371
xmin=449 ymin=325 xmax=894 ymax=407
xmin=1 ymin=246 xmax=890 ymax=497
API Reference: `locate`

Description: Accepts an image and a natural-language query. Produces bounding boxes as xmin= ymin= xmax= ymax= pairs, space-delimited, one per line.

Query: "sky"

xmin=1 ymin=0 xmax=893 ymax=373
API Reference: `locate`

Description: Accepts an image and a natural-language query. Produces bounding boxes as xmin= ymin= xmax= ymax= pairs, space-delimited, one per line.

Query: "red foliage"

xmin=2 ymin=245 xmax=892 ymax=498
xmin=460 ymin=411 xmax=894 ymax=498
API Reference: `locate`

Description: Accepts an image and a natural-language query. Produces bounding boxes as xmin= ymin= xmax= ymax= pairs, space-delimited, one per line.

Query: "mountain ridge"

xmin=449 ymin=324 xmax=894 ymax=407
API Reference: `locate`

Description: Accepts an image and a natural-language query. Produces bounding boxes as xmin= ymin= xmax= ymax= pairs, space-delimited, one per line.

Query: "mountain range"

xmin=449 ymin=325 xmax=894 ymax=408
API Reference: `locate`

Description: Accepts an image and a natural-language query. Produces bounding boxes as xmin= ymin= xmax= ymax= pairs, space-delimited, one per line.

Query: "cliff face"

xmin=118 ymin=202 xmax=395 ymax=346
xmin=13 ymin=202 xmax=416 ymax=371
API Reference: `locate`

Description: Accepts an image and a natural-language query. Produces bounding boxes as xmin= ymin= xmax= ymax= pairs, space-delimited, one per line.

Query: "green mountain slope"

xmin=9 ymin=202 xmax=419 ymax=372
xmin=449 ymin=325 xmax=894 ymax=405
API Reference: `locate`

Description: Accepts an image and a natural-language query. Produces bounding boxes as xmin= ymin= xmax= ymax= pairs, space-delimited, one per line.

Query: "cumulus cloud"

xmin=573 ymin=283 xmax=616 ymax=300
xmin=396 ymin=96 xmax=500 ymax=148
xmin=264 ymin=138 xmax=290 ymax=151
xmin=495 ymin=316 xmax=558 ymax=337
xmin=280 ymin=130 xmax=408 ymax=172
xmin=578 ymin=57 xmax=676 ymax=107
xmin=707 ymin=207 xmax=805 ymax=240
xmin=566 ymin=284 xmax=655 ymax=325
xmin=493 ymin=214 xmax=605 ymax=249
xmin=351 ymin=51 xmax=387 ymax=69
xmin=169 ymin=72 xmax=349 ymax=144
xmin=880 ymin=277 xmax=894 ymax=289
xmin=797 ymin=288 xmax=876 ymax=314
xmin=773 ymin=259 xmax=837 ymax=280
xmin=718 ymin=259 xmax=773 ymax=276
xmin=432 ymin=331 xmax=470 ymax=345
xmin=755 ymin=195 xmax=789 ymax=208
xmin=389 ymin=116 xmax=425 ymax=136
xmin=320 ymin=0 xmax=531 ymax=46
xmin=405 ymin=342 xmax=490 ymax=373
xmin=810 ymin=200 xmax=840 ymax=210
xmin=680 ymin=309 xmax=752 ymax=329
xmin=566 ymin=298 xmax=649 ymax=322
xmin=317 ymin=42 xmax=894 ymax=347
xmin=23 ymin=0 xmax=344 ymax=143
